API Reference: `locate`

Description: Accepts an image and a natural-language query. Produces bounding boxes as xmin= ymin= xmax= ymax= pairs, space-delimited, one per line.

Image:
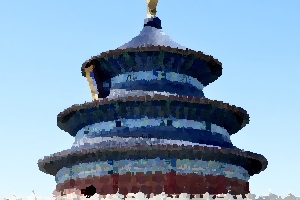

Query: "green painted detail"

xmin=166 ymin=98 xmax=171 ymax=109
xmin=206 ymin=121 xmax=211 ymax=131
xmin=99 ymin=58 xmax=112 ymax=73
xmin=114 ymin=101 xmax=120 ymax=110
xmin=156 ymin=51 xmax=165 ymax=67
xmin=164 ymin=55 xmax=176 ymax=71
xmin=122 ymin=52 xmax=135 ymax=67
xmin=190 ymin=107 xmax=197 ymax=116
xmin=185 ymin=54 xmax=196 ymax=69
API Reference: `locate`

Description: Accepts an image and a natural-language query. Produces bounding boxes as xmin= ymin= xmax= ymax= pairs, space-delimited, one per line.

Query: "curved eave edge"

xmin=80 ymin=46 xmax=222 ymax=77
xmin=57 ymin=97 xmax=249 ymax=122
xmin=38 ymin=145 xmax=267 ymax=177
xmin=57 ymin=96 xmax=249 ymax=136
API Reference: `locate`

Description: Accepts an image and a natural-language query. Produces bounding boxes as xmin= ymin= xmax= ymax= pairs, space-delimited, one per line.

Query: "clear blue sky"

xmin=0 ymin=0 xmax=299 ymax=198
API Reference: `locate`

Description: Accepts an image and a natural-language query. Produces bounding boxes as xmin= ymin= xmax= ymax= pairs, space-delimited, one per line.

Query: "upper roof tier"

xmin=81 ymin=16 xmax=222 ymax=100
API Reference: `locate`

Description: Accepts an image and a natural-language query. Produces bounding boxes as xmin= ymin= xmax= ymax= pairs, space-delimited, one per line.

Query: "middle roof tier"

xmin=57 ymin=94 xmax=249 ymax=137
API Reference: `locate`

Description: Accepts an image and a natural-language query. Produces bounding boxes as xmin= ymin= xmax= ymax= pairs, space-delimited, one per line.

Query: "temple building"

xmin=38 ymin=0 xmax=268 ymax=198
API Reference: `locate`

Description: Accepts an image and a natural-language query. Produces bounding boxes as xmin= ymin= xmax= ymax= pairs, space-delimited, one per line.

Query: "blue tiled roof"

xmin=118 ymin=17 xmax=186 ymax=49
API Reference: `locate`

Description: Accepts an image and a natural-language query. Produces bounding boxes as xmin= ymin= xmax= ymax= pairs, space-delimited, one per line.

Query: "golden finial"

xmin=146 ymin=0 xmax=158 ymax=18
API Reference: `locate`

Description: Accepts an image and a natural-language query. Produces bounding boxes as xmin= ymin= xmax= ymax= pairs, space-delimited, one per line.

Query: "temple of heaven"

xmin=38 ymin=0 xmax=268 ymax=198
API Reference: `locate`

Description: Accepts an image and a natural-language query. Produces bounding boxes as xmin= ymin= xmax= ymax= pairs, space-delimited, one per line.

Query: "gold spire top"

xmin=147 ymin=0 xmax=158 ymax=18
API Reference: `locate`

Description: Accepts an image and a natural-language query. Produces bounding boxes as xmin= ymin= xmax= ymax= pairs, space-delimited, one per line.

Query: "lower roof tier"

xmin=55 ymin=157 xmax=250 ymax=185
xmin=38 ymin=144 xmax=268 ymax=177
xmin=57 ymin=95 xmax=249 ymax=137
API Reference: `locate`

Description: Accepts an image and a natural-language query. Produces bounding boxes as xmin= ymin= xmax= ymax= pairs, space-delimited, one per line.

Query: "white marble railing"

xmin=3 ymin=191 xmax=300 ymax=200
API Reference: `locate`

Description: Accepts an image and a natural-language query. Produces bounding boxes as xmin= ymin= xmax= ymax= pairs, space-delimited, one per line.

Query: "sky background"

xmin=0 ymin=0 xmax=299 ymax=199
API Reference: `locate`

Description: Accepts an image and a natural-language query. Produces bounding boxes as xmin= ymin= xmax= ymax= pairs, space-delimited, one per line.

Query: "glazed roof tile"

xmin=118 ymin=17 xmax=186 ymax=49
